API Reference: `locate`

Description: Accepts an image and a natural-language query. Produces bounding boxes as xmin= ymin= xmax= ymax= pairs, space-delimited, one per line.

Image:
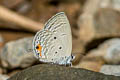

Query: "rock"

xmin=8 ymin=64 xmax=120 ymax=80
xmin=87 ymin=38 xmax=120 ymax=64
xmin=73 ymin=38 xmax=120 ymax=71
xmin=114 ymin=73 xmax=120 ymax=76
xmin=103 ymin=38 xmax=120 ymax=64
xmin=0 ymin=74 xmax=9 ymax=80
xmin=0 ymin=31 xmax=33 ymax=43
xmin=100 ymin=0 xmax=120 ymax=11
xmin=100 ymin=65 xmax=120 ymax=76
xmin=0 ymin=34 xmax=4 ymax=42
xmin=0 ymin=37 xmax=37 ymax=69
xmin=0 ymin=0 xmax=25 ymax=8
xmin=72 ymin=53 xmax=104 ymax=72
xmin=0 ymin=34 xmax=4 ymax=50
xmin=0 ymin=67 xmax=5 ymax=74
xmin=78 ymin=60 xmax=104 ymax=72
xmin=78 ymin=0 xmax=120 ymax=44
xmin=77 ymin=0 xmax=101 ymax=43
xmin=8 ymin=70 xmax=21 ymax=77
xmin=72 ymin=39 xmax=85 ymax=55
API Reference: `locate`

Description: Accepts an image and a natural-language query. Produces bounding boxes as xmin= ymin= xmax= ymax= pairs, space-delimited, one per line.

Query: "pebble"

xmin=0 ymin=37 xmax=37 ymax=69
xmin=100 ymin=65 xmax=120 ymax=76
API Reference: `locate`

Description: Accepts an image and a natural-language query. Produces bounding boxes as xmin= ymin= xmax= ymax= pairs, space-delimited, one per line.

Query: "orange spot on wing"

xmin=36 ymin=44 xmax=42 ymax=56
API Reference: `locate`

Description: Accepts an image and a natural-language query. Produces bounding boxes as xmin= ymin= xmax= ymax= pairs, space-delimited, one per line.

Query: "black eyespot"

xmin=59 ymin=47 xmax=62 ymax=49
xmin=52 ymin=59 xmax=53 ymax=60
xmin=36 ymin=46 xmax=39 ymax=49
xmin=54 ymin=37 xmax=56 ymax=39
xmin=65 ymin=56 xmax=66 ymax=58
xmin=55 ymin=52 xmax=57 ymax=54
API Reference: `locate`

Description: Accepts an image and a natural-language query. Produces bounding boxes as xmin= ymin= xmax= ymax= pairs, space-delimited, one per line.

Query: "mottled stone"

xmin=73 ymin=38 xmax=120 ymax=71
xmin=8 ymin=70 xmax=21 ymax=77
xmin=81 ymin=38 xmax=120 ymax=65
xmin=0 ymin=0 xmax=25 ymax=8
xmin=103 ymin=39 xmax=120 ymax=64
xmin=72 ymin=53 xmax=104 ymax=72
xmin=72 ymin=39 xmax=85 ymax=55
xmin=100 ymin=0 xmax=120 ymax=11
xmin=100 ymin=65 xmax=120 ymax=76
xmin=0 ymin=74 xmax=9 ymax=80
xmin=0 ymin=34 xmax=3 ymax=42
xmin=8 ymin=64 xmax=120 ymax=80
xmin=78 ymin=0 xmax=120 ymax=44
xmin=0 ymin=34 xmax=4 ymax=49
xmin=0 ymin=37 xmax=37 ymax=69
xmin=77 ymin=0 xmax=101 ymax=43
xmin=0 ymin=67 xmax=4 ymax=74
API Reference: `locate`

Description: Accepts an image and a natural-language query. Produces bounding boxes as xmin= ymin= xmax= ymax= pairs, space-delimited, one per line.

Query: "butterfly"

xmin=33 ymin=12 xmax=74 ymax=65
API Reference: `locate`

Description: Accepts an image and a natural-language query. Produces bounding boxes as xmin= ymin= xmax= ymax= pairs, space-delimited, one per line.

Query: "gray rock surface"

xmin=0 ymin=37 xmax=37 ymax=69
xmin=0 ymin=74 xmax=9 ymax=80
xmin=8 ymin=64 xmax=120 ymax=80
xmin=100 ymin=65 xmax=120 ymax=76
xmin=104 ymin=39 xmax=120 ymax=64
xmin=84 ymin=38 xmax=120 ymax=64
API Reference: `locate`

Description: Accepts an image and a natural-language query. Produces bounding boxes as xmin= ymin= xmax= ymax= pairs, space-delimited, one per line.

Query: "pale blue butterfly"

xmin=33 ymin=12 xmax=74 ymax=65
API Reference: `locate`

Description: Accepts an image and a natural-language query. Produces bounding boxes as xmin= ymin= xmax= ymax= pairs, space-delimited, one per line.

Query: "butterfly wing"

xmin=44 ymin=12 xmax=72 ymax=55
xmin=33 ymin=30 xmax=52 ymax=59
xmin=44 ymin=12 xmax=72 ymax=64
xmin=33 ymin=12 xmax=72 ymax=65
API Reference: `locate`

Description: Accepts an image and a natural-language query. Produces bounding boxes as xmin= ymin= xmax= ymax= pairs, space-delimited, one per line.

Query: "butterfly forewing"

xmin=44 ymin=12 xmax=72 ymax=55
